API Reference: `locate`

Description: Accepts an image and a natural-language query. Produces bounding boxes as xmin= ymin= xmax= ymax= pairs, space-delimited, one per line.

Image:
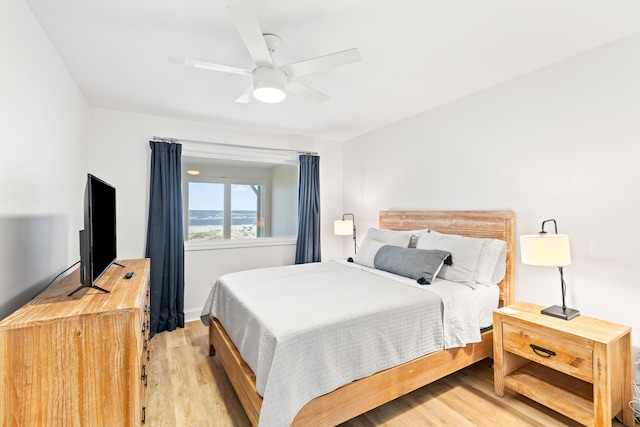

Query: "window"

xmin=231 ymin=183 xmax=263 ymax=239
xmin=187 ymin=182 xmax=225 ymax=240
xmin=182 ymin=154 xmax=298 ymax=244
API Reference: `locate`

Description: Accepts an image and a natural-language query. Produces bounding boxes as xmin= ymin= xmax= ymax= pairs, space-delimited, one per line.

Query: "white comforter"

xmin=201 ymin=261 xmax=485 ymax=427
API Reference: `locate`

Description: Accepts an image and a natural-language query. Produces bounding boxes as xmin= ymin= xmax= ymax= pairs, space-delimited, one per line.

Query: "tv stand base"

xmin=68 ymin=283 xmax=110 ymax=297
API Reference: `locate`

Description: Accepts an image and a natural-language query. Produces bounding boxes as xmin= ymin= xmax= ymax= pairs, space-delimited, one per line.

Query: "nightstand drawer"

xmin=502 ymin=323 xmax=593 ymax=383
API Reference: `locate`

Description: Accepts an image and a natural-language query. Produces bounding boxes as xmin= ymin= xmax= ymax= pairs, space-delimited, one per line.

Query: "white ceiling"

xmin=25 ymin=0 xmax=640 ymax=141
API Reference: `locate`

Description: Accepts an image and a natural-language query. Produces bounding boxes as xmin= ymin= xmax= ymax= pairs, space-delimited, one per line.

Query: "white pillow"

xmin=476 ymin=239 xmax=507 ymax=284
xmin=416 ymin=231 xmax=507 ymax=285
xmin=361 ymin=227 xmax=428 ymax=248
xmin=417 ymin=231 xmax=484 ymax=283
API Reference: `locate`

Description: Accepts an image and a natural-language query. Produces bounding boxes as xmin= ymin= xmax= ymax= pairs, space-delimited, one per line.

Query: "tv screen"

xmin=79 ymin=174 xmax=117 ymax=289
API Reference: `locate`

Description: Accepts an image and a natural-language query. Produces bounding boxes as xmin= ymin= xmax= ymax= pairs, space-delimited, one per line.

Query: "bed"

xmin=203 ymin=210 xmax=514 ymax=426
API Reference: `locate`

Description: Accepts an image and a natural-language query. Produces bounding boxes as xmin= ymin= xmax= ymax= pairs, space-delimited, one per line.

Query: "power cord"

xmin=632 ymin=381 xmax=640 ymax=423
xmin=31 ymin=260 xmax=80 ymax=299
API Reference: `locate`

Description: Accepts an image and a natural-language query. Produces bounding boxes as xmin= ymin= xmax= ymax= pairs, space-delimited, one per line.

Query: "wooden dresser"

xmin=493 ymin=301 xmax=634 ymax=427
xmin=0 ymin=258 xmax=151 ymax=426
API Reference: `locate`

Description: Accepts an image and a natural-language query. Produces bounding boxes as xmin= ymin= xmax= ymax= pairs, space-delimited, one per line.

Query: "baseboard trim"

xmin=185 ymin=308 xmax=202 ymax=323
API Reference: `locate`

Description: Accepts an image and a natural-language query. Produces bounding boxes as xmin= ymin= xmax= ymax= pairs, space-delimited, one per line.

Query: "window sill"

xmin=184 ymin=237 xmax=297 ymax=252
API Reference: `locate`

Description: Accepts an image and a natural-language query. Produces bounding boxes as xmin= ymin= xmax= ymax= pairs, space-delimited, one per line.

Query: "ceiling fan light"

xmin=252 ymin=66 xmax=286 ymax=103
xmin=253 ymin=84 xmax=286 ymax=103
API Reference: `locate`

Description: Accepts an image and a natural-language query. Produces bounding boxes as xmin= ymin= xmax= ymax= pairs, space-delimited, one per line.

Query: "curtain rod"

xmin=151 ymin=136 xmax=317 ymax=156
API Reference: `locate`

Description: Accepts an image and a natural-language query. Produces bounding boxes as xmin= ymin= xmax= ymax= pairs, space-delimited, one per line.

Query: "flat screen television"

xmin=69 ymin=174 xmax=118 ymax=296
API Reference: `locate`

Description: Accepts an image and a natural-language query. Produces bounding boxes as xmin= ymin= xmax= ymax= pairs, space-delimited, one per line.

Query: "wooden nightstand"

xmin=493 ymin=301 xmax=634 ymax=427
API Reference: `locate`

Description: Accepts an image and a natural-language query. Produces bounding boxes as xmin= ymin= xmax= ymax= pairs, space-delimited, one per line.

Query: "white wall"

xmin=88 ymin=108 xmax=344 ymax=320
xmin=343 ymin=33 xmax=640 ymax=361
xmin=0 ymin=0 xmax=89 ymax=319
xmin=271 ymin=164 xmax=298 ymax=236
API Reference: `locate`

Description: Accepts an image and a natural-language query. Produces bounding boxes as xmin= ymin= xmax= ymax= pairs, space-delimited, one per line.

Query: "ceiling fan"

xmin=173 ymin=5 xmax=361 ymax=104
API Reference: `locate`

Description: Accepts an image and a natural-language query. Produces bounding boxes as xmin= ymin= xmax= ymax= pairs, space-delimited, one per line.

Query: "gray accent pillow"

xmin=373 ymin=245 xmax=452 ymax=285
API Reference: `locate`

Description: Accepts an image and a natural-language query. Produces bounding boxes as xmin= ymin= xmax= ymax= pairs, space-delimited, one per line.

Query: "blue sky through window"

xmin=231 ymin=184 xmax=257 ymax=211
xmin=188 ymin=182 xmax=257 ymax=210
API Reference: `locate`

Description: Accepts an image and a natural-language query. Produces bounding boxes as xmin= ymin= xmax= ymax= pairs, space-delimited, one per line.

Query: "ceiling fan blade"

xmin=286 ymin=81 xmax=330 ymax=103
xmin=280 ymin=48 xmax=361 ymax=78
xmin=169 ymin=56 xmax=252 ymax=76
xmin=235 ymin=85 xmax=254 ymax=103
xmin=228 ymin=5 xmax=273 ymax=67
xmin=186 ymin=59 xmax=252 ymax=76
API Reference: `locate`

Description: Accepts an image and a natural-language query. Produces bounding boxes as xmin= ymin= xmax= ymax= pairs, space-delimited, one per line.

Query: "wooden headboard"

xmin=379 ymin=210 xmax=515 ymax=307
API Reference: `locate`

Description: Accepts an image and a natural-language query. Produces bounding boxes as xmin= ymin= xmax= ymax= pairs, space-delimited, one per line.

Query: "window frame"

xmin=181 ymin=145 xmax=299 ymax=251
xmin=185 ymin=176 xmax=269 ymax=241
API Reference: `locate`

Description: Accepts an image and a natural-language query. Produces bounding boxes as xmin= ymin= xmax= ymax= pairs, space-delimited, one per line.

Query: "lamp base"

xmin=541 ymin=305 xmax=580 ymax=320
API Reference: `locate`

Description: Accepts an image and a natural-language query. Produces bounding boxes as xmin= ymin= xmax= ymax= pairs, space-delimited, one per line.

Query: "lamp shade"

xmin=520 ymin=233 xmax=571 ymax=266
xmin=334 ymin=220 xmax=354 ymax=236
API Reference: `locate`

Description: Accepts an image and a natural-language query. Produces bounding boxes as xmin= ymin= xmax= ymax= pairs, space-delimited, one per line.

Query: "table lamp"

xmin=334 ymin=213 xmax=357 ymax=255
xmin=520 ymin=219 xmax=579 ymax=320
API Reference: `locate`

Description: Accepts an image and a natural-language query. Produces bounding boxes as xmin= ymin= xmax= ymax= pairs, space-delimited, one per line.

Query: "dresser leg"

xmin=620 ymin=335 xmax=634 ymax=427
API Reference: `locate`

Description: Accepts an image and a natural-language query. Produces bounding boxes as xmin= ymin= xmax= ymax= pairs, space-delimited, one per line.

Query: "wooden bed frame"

xmin=208 ymin=210 xmax=515 ymax=426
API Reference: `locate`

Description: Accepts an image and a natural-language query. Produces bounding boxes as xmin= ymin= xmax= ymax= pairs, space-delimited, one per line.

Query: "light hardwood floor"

xmin=146 ymin=321 xmax=637 ymax=427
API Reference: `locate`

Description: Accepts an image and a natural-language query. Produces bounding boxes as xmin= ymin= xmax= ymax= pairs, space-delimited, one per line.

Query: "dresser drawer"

xmin=502 ymin=322 xmax=593 ymax=383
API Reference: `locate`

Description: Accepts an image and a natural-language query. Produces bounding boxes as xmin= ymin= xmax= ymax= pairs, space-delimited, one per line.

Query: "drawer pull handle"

xmin=530 ymin=343 xmax=556 ymax=358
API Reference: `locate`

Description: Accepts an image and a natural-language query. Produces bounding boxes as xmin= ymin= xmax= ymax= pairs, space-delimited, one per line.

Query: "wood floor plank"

xmin=146 ymin=331 xmax=178 ymax=426
xmin=168 ymin=344 xmax=212 ymax=426
xmin=146 ymin=321 xmax=638 ymax=427
xmin=165 ymin=326 xmax=188 ymax=349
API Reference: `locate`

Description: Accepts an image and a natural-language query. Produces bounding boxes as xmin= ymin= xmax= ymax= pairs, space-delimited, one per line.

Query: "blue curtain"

xmin=145 ymin=141 xmax=185 ymax=337
xmin=295 ymin=155 xmax=321 ymax=263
